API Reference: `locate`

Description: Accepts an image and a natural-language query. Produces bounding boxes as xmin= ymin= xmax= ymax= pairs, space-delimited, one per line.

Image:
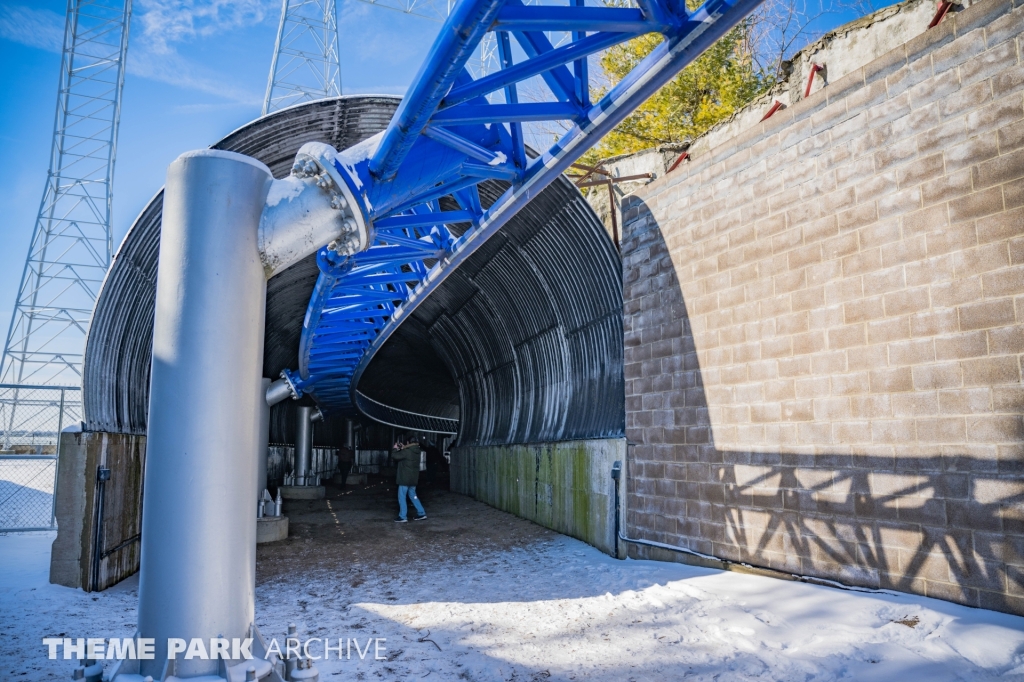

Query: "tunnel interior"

xmin=83 ymin=95 xmax=624 ymax=456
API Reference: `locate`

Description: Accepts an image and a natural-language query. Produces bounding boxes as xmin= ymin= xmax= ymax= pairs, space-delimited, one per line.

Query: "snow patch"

xmin=5 ymin=530 xmax=1024 ymax=680
xmin=264 ymin=176 xmax=306 ymax=207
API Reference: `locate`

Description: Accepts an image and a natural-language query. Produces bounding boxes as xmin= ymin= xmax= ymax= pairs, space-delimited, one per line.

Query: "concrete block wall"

xmin=620 ymin=0 xmax=1024 ymax=614
xmin=452 ymin=438 xmax=625 ymax=555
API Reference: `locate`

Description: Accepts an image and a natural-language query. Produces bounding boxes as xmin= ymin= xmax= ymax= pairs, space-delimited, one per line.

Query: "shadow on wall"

xmin=622 ymin=198 xmax=1024 ymax=615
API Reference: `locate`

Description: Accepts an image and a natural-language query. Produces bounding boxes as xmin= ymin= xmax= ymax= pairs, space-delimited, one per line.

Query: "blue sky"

xmin=0 ymin=0 xmax=882 ymax=335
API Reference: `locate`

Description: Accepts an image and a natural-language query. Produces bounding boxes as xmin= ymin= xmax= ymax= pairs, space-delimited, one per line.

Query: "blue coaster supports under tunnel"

xmin=292 ymin=0 xmax=766 ymax=417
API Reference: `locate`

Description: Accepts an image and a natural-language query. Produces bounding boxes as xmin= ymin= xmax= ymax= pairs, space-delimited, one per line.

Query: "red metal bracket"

xmin=804 ymin=63 xmax=823 ymax=98
xmin=929 ymin=1 xmax=953 ymax=28
xmin=760 ymin=100 xmax=785 ymax=122
xmin=668 ymin=151 xmax=690 ymax=172
xmin=567 ymin=163 xmax=654 ymax=250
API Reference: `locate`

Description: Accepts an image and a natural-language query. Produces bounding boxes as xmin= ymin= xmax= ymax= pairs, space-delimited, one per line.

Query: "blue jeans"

xmin=398 ymin=485 xmax=425 ymax=520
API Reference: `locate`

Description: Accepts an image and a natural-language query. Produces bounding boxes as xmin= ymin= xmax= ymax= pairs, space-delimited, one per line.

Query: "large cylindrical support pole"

xmin=138 ymin=150 xmax=272 ymax=678
xmin=294 ymin=405 xmax=313 ymax=486
xmin=257 ymin=377 xmax=271 ymax=498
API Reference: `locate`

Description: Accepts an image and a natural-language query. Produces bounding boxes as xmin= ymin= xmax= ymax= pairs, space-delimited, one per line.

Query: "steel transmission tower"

xmin=0 ymin=0 xmax=131 ymax=390
xmin=264 ymin=0 xmax=343 ymax=115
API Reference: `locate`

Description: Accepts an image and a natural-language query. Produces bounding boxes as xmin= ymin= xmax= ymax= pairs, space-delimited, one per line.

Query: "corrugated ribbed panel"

xmin=83 ymin=96 xmax=401 ymax=433
xmin=359 ymin=176 xmax=625 ymax=446
xmin=83 ymin=96 xmax=624 ymax=445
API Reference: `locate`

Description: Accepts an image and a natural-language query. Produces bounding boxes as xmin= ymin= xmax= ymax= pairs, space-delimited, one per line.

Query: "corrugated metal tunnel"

xmin=82 ymin=96 xmax=624 ymax=447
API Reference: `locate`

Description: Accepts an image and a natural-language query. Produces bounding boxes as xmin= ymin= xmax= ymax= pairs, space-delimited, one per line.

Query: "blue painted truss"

xmin=290 ymin=0 xmax=765 ymax=416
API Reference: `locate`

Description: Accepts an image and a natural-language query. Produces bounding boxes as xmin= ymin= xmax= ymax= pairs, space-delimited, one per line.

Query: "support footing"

xmin=278 ymin=485 xmax=325 ymax=500
xmin=256 ymin=515 xmax=289 ymax=543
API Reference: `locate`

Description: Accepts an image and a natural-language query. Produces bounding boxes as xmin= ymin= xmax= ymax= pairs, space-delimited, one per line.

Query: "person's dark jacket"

xmin=392 ymin=444 xmax=421 ymax=487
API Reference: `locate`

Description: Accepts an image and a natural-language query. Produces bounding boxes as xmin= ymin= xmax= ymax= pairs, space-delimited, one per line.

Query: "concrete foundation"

xmin=50 ymin=429 xmax=146 ymax=591
xmin=451 ymin=438 xmax=625 ymax=556
xmin=256 ymin=515 xmax=289 ymax=543
xmin=278 ymin=485 xmax=326 ymax=500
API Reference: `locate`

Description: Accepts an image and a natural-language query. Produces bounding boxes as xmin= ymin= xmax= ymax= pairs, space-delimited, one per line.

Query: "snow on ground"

xmin=0 ymin=460 xmax=58 ymax=528
xmin=4 ymin=531 xmax=1024 ymax=681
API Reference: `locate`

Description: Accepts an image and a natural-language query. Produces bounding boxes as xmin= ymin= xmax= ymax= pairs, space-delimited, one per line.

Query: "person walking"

xmin=392 ymin=439 xmax=426 ymax=522
xmin=336 ymin=445 xmax=354 ymax=487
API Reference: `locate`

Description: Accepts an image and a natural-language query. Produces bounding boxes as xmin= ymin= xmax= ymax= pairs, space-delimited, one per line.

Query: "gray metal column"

xmin=138 ymin=150 xmax=272 ymax=678
xmin=257 ymin=377 xmax=271 ymax=497
xmin=294 ymin=405 xmax=313 ymax=485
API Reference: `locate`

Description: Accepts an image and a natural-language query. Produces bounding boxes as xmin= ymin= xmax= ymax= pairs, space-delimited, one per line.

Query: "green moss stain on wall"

xmin=452 ymin=438 xmax=625 ymax=556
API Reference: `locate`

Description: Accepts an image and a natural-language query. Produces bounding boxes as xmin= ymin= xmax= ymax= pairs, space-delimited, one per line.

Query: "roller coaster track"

xmin=280 ymin=0 xmax=764 ymax=418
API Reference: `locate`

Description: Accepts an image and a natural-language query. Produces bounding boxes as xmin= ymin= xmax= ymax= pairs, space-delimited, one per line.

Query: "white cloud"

xmin=171 ymin=101 xmax=261 ymax=114
xmin=337 ymin=0 xmax=437 ymax=68
xmin=132 ymin=0 xmax=275 ymax=103
xmin=135 ymin=0 xmax=273 ymax=55
xmin=0 ymin=0 xmax=433 ymax=105
xmin=0 ymin=5 xmax=64 ymax=52
xmin=0 ymin=1 xmax=272 ymax=105
xmin=129 ymin=48 xmax=263 ymax=105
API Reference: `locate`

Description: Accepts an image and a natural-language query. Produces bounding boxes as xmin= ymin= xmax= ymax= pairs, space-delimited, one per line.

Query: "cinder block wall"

xmin=621 ymin=0 xmax=1024 ymax=614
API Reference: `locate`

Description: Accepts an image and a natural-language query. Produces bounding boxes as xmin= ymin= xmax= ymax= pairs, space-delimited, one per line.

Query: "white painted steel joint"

xmin=257 ymin=142 xmax=370 ymax=279
xmin=265 ymin=369 xmax=301 ymax=406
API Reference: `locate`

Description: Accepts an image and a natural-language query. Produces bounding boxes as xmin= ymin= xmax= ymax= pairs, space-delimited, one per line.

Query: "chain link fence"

xmin=0 ymin=384 xmax=81 ymax=532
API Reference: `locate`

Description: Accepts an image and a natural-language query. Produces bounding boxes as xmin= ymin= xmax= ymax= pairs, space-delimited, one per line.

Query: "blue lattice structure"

xmin=287 ymin=0 xmax=764 ymax=415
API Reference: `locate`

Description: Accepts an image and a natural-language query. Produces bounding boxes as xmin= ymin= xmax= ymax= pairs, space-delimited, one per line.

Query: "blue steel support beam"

xmin=289 ymin=0 xmax=765 ymax=417
xmin=369 ymin=0 xmax=505 ymax=179
xmin=493 ymin=6 xmax=657 ymax=33
xmin=513 ymin=26 xmax=583 ymax=105
xmin=443 ymin=30 xmax=627 ymax=107
xmin=497 ymin=31 xmax=528 ymax=171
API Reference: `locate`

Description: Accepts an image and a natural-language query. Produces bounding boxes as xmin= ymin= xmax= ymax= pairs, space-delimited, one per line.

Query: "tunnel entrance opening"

xmin=65 ymin=95 xmax=628 ymax=602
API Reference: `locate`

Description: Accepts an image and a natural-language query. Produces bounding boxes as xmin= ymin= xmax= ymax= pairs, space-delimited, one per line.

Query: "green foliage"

xmin=581 ymin=22 xmax=770 ymax=165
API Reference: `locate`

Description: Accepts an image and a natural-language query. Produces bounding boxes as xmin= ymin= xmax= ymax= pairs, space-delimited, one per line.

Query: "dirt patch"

xmin=893 ymin=616 xmax=920 ymax=628
xmin=256 ymin=476 xmax=556 ymax=586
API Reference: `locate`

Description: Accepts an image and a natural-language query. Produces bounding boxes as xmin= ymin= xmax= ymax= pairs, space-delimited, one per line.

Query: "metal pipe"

xmin=257 ymin=377 xmax=271 ymax=499
xmin=137 ymin=149 xmax=271 ymax=677
xmin=258 ymin=142 xmax=368 ymax=278
xmin=294 ymin=405 xmax=313 ymax=486
xmin=51 ymin=387 xmax=65 ymax=528
xmin=345 ymin=419 xmax=354 ymax=449
xmin=265 ymin=377 xmax=294 ymax=406
xmin=611 ymin=461 xmax=621 ymax=559
xmin=91 ymin=466 xmax=110 ymax=592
